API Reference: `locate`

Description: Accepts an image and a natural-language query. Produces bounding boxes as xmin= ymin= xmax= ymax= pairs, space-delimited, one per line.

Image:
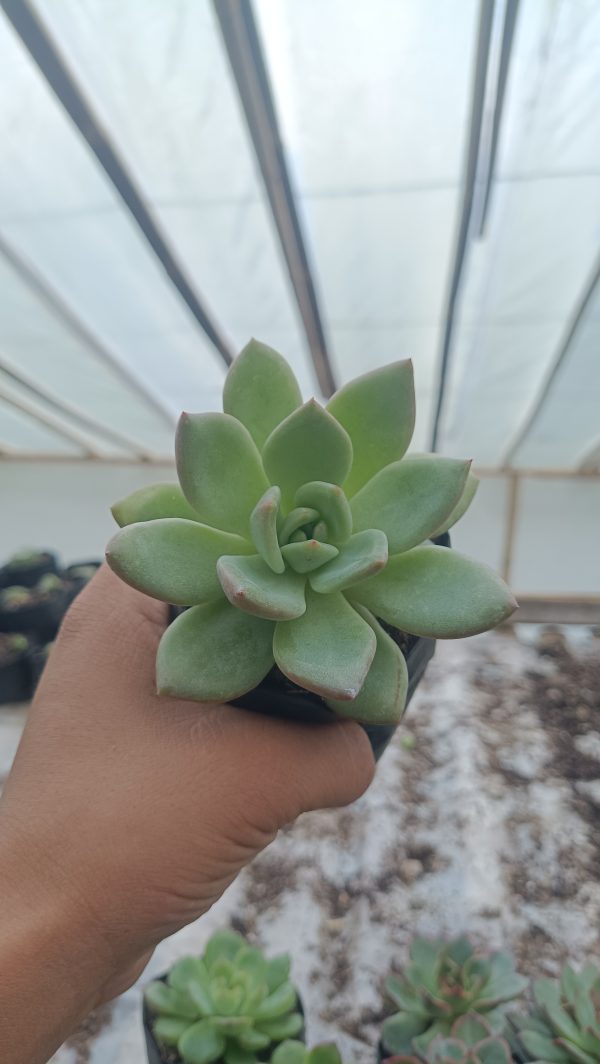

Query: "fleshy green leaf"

xmin=271 ymin=1042 xmax=307 ymax=1064
xmin=294 ymin=482 xmax=352 ymax=544
xmin=145 ymin=981 xmax=198 ymax=1019
xmin=349 ymin=545 xmax=517 ymax=638
xmin=111 ymin=482 xmax=200 ymax=527
xmin=250 ymin=487 xmax=284 ymax=574
xmin=237 ymin=1029 xmax=272 ymax=1051
xmin=325 ymin=605 xmax=407 ymax=724
xmin=262 ymin=400 xmax=353 ymax=511
xmin=153 ymin=1017 xmax=192 ymax=1045
xmin=255 ymin=1012 xmax=303 ymax=1040
xmin=281 ymin=540 xmax=339 ymax=574
xmin=178 ymin=1019 xmax=226 ymax=1064
xmin=430 ymin=472 xmax=479 ymax=537
xmin=273 ymin=588 xmax=376 ymax=700
xmin=350 ymin=456 xmax=471 ymax=555
xmin=309 ymin=530 xmax=388 ymax=594
xmin=279 ymin=507 xmax=319 ymax=545
xmin=382 ymin=1011 xmax=429 ymax=1054
xmin=224 ymin=1046 xmax=258 ymax=1064
xmin=519 ymin=1031 xmax=570 ymax=1063
xmin=176 ymin=412 xmax=269 ymax=536
xmin=204 ymin=930 xmax=245 ymax=967
xmin=217 ymin=555 xmax=306 ymax=620
xmin=451 ymin=1015 xmax=492 ymax=1043
xmin=254 ymin=981 xmax=297 ymax=1020
xmin=327 ymin=361 xmax=415 ymax=496
xmin=266 ymin=955 xmax=291 ymax=993
xmin=106 ymin=519 xmax=253 ymax=605
xmin=308 ymin=1046 xmax=344 ymax=1064
xmin=157 ymin=599 xmax=275 ymax=701
xmin=475 ymin=1037 xmax=512 ymax=1064
xmin=223 ymin=339 xmax=303 ymax=450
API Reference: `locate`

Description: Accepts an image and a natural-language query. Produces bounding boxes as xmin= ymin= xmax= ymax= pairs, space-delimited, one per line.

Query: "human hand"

xmin=0 ymin=565 xmax=374 ymax=1063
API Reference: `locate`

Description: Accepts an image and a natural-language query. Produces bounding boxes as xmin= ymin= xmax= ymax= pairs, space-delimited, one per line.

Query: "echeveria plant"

xmin=272 ymin=1041 xmax=348 ymax=1064
xmin=382 ymin=937 xmax=527 ymax=1055
xmin=386 ymin=1014 xmax=512 ymax=1064
xmin=107 ymin=340 xmax=516 ymax=723
xmin=509 ymin=965 xmax=600 ymax=1064
xmin=145 ymin=930 xmax=301 ymax=1064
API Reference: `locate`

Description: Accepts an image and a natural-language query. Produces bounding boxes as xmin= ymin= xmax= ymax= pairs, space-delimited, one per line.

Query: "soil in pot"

xmin=143 ymin=975 xmax=305 ymax=1064
xmin=0 ymin=632 xmax=33 ymax=704
xmin=0 ymin=550 xmax=59 ymax=590
xmin=0 ymin=575 xmax=69 ymax=642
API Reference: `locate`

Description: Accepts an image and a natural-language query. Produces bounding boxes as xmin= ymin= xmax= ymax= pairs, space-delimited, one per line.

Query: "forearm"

xmin=0 ymin=815 xmax=112 ymax=1064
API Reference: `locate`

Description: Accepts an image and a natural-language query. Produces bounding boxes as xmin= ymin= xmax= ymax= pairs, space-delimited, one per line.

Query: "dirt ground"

xmin=12 ymin=624 xmax=596 ymax=1063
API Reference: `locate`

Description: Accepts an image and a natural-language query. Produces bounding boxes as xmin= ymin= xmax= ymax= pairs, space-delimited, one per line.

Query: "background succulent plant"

xmin=145 ymin=930 xmax=302 ymax=1064
xmin=107 ymin=339 xmax=516 ymax=723
xmin=271 ymin=1040 xmax=348 ymax=1064
xmin=381 ymin=937 xmax=527 ymax=1055
xmin=384 ymin=1013 xmax=512 ymax=1064
xmin=508 ymin=965 xmax=600 ymax=1064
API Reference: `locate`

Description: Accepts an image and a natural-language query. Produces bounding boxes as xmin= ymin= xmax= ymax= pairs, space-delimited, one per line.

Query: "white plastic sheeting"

xmin=0 ymin=0 xmax=598 ymax=595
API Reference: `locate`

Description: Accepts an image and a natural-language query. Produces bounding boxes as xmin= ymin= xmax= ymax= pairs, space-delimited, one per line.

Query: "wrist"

xmin=0 ymin=805 xmax=116 ymax=1063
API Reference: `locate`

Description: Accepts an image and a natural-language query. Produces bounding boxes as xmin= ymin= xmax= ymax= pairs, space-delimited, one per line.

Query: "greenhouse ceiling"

xmin=0 ymin=0 xmax=598 ymax=471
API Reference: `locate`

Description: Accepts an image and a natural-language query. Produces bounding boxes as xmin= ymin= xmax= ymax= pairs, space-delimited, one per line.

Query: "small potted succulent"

xmin=0 ymin=632 xmax=32 ymax=704
xmin=383 ymin=1014 xmax=513 ymax=1064
xmin=143 ymin=929 xmax=303 ymax=1064
xmin=64 ymin=561 xmax=101 ymax=604
xmin=106 ymin=340 xmax=516 ymax=757
xmin=0 ymin=573 xmax=69 ymax=642
xmin=271 ymin=1042 xmax=348 ymax=1064
xmin=508 ymin=963 xmax=600 ymax=1064
xmin=0 ymin=548 xmax=59 ymax=589
xmin=380 ymin=937 xmax=527 ymax=1059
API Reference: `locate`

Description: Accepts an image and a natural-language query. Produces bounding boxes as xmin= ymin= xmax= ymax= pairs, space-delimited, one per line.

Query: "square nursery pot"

xmin=0 ymin=635 xmax=33 ymax=705
xmin=0 ymin=586 xmax=69 ymax=643
xmin=143 ymin=975 xmax=305 ymax=1064
xmin=169 ymin=534 xmax=450 ymax=762
xmin=0 ymin=551 xmax=59 ymax=590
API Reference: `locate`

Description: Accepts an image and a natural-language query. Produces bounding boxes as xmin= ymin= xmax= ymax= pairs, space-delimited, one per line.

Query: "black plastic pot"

xmin=232 ymin=533 xmax=450 ymax=761
xmin=0 ymin=637 xmax=32 ymax=704
xmin=0 ymin=591 xmax=68 ymax=642
xmin=0 ymin=551 xmax=59 ymax=590
xmin=143 ymin=975 xmax=304 ymax=1064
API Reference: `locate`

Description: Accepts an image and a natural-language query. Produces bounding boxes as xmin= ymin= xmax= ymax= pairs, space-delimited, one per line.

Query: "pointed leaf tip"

xmin=176 ymin=412 xmax=268 ymax=537
xmin=217 ymin=554 xmax=306 ymax=620
xmin=223 ymin=339 xmax=303 ymax=450
xmin=262 ymin=401 xmax=353 ymax=511
xmin=327 ymin=360 xmax=415 ymax=496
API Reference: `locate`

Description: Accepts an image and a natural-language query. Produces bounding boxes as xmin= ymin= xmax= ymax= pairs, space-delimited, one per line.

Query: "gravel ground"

xmin=1 ymin=625 xmax=598 ymax=1064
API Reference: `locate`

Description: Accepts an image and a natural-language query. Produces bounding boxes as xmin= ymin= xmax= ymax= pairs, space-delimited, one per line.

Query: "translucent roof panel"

xmin=439 ymin=0 xmax=600 ymax=467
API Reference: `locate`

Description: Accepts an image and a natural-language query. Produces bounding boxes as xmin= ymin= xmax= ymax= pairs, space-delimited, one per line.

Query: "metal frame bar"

xmin=430 ymin=0 xmax=496 ymax=450
xmin=0 ymin=0 xmax=235 ymax=369
xmin=0 ymin=388 xmax=95 ymax=456
xmin=0 ymin=232 xmax=176 ymax=429
xmin=500 ymin=471 xmax=520 ymax=583
xmin=501 ymin=251 xmax=600 ymax=467
xmin=213 ymin=0 xmax=336 ymax=397
xmin=0 ymin=355 xmax=157 ymax=460
xmin=476 ymin=0 xmax=520 ymax=236
xmin=579 ymin=436 xmax=600 ymax=471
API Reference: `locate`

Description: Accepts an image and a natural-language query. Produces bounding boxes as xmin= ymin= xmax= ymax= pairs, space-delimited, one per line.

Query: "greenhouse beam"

xmin=0 ymin=0 xmax=235 ymax=371
xmin=213 ymin=0 xmax=336 ymax=398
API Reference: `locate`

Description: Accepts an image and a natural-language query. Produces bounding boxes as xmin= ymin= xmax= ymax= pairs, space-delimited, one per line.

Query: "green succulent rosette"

xmin=106 ymin=340 xmax=516 ymax=724
xmin=145 ymin=930 xmax=302 ymax=1064
xmin=386 ymin=1013 xmax=513 ymax=1064
xmin=508 ymin=964 xmax=600 ymax=1064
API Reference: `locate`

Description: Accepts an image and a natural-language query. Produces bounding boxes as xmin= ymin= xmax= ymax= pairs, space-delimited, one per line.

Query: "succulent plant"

xmin=37 ymin=573 xmax=65 ymax=596
xmin=271 ymin=1041 xmax=349 ymax=1064
xmin=145 ymin=929 xmax=302 ymax=1064
xmin=508 ymin=964 xmax=600 ymax=1064
xmin=382 ymin=937 xmax=527 ymax=1055
xmin=385 ymin=1013 xmax=512 ymax=1064
xmin=0 ymin=585 xmax=32 ymax=609
xmin=68 ymin=564 xmax=98 ymax=582
xmin=106 ymin=340 xmax=516 ymax=723
xmin=5 ymin=549 xmax=46 ymax=568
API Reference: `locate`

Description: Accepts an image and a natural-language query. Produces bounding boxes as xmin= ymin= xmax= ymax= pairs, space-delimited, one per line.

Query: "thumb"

xmin=223 ymin=710 xmax=376 ymax=832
